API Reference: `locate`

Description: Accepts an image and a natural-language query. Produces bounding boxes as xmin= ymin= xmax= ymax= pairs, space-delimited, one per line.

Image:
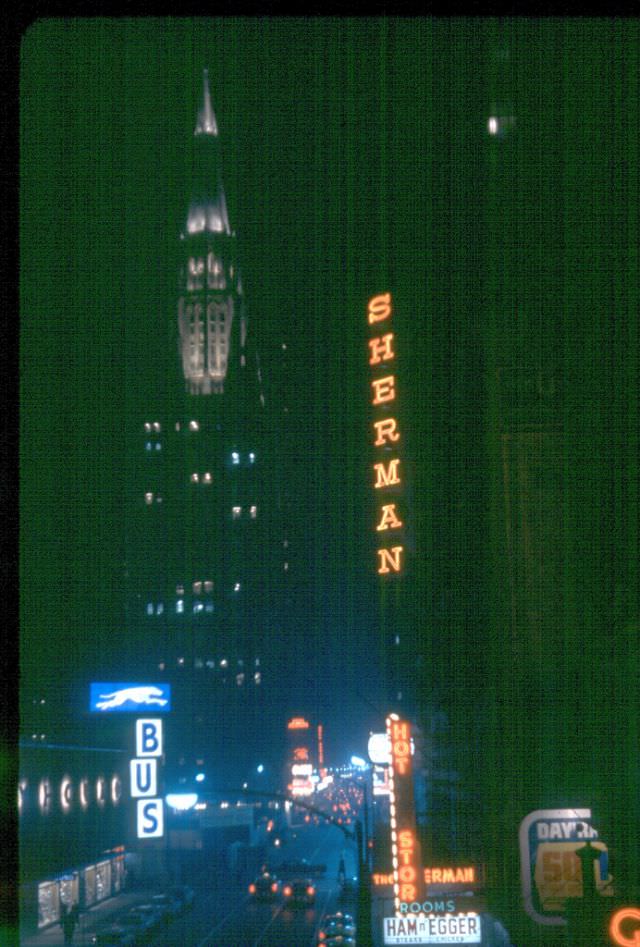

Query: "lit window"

xmin=144 ymin=422 xmax=152 ymax=433
xmin=191 ymin=472 xmax=199 ymax=483
xmin=237 ymin=659 xmax=244 ymax=667
xmin=175 ymin=422 xmax=181 ymax=431
xmin=155 ymin=442 xmax=161 ymax=451
xmin=145 ymin=492 xmax=153 ymax=505
xmin=193 ymin=581 xmax=202 ymax=594
xmin=178 ymin=657 xmax=185 ymax=666
xmin=189 ymin=419 xmax=200 ymax=431
xmin=146 ymin=603 xmax=153 ymax=615
xmin=176 ymin=599 xmax=184 ymax=614
xmin=233 ymin=582 xmax=241 ymax=592
xmin=195 ymin=658 xmax=203 ymax=668
xmin=156 ymin=496 xmax=162 ymax=504
xmin=250 ymin=505 xmax=257 ymax=518
xmin=220 ymin=658 xmax=228 ymax=668
xmin=395 ymin=635 xmax=400 ymax=645
xmin=255 ymin=658 xmax=260 ymax=667
xmin=145 ymin=442 xmax=152 ymax=451
xmin=488 ymin=116 xmax=498 ymax=135
xmin=156 ymin=603 xmax=164 ymax=615
xmin=206 ymin=660 xmax=215 ymax=669
xmin=158 ymin=662 xmax=165 ymax=670
xmin=254 ymin=672 xmax=261 ymax=684
xmin=176 ymin=584 xmax=184 ymax=595
xmin=232 ymin=506 xmax=242 ymax=519
xmin=236 ymin=673 xmax=245 ymax=686
xmin=231 ymin=451 xmax=240 ymax=465
xmin=283 ymin=540 xmax=289 ymax=548
xmin=284 ymin=562 xmax=289 ymax=571
xmin=193 ymin=602 xmax=204 ymax=613
xmin=204 ymin=580 xmax=213 ymax=592
xmin=205 ymin=602 xmax=214 ymax=613
xmin=203 ymin=472 xmax=212 ymax=483
xmin=249 ymin=452 xmax=255 ymax=463
xmin=153 ymin=422 xmax=161 ymax=432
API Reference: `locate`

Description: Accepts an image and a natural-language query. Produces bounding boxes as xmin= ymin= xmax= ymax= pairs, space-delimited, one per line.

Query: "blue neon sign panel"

xmin=89 ymin=683 xmax=171 ymax=713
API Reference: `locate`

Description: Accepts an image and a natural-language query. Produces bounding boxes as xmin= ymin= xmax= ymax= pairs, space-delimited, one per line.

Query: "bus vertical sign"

xmin=386 ymin=714 xmax=425 ymax=915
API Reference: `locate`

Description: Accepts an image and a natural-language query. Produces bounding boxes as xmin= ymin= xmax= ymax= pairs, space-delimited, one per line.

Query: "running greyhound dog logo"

xmin=95 ymin=686 xmax=169 ymax=710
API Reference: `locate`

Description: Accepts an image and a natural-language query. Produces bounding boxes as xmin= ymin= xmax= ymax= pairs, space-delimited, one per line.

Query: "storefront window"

xmin=83 ymin=866 xmax=96 ymax=907
xmin=112 ymin=855 xmax=125 ymax=893
xmin=38 ymin=881 xmax=60 ymax=928
xmin=95 ymin=860 xmax=112 ymax=902
xmin=58 ymin=873 xmax=79 ymax=909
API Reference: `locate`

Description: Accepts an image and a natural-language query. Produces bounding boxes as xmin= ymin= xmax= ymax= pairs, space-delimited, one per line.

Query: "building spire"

xmin=195 ymin=68 xmax=218 ymax=137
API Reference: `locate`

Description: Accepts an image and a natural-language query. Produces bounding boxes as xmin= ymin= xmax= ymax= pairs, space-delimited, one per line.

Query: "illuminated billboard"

xmin=287 ymin=717 xmax=310 ymax=730
xmin=90 ymin=683 xmax=171 ymax=713
xmin=386 ymin=715 xmax=425 ymax=915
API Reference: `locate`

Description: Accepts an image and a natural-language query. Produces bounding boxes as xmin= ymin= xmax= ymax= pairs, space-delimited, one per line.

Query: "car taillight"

xmin=284 ymin=886 xmax=292 ymax=897
xmin=307 ymin=886 xmax=315 ymax=896
xmin=248 ymin=884 xmax=256 ymax=893
xmin=318 ymin=932 xmax=326 ymax=941
xmin=271 ymin=883 xmax=278 ymax=892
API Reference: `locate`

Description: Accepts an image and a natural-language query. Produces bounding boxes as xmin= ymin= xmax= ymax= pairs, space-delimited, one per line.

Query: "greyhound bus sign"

xmin=89 ymin=683 xmax=171 ymax=713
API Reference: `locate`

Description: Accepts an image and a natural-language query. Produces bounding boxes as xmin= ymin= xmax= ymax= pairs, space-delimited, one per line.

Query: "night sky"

xmin=20 ymin=19 xmax=640 ymax=765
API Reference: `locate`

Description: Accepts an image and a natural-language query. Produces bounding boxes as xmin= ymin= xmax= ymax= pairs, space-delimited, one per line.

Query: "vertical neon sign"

xmin=386 ymin=714 xmax=425 ymax=915
xmin=368 ymin=293 xmax=404 ymax=575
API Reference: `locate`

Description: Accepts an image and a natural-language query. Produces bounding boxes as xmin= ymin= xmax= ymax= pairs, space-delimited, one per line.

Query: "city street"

xmin=22 ymin=824 xmax=358 ymax=947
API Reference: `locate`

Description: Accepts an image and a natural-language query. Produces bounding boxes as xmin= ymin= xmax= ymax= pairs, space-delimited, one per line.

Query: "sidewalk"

xmin=20 ymin=890 xmax=155 ymax=946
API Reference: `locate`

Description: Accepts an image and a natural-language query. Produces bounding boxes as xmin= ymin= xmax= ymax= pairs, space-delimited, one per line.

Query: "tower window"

xmin=233 ymin=582 xmax=241 ymax=592
xmin=153 ymin=422 xmax=161 ymax=433
xmin=249 ymin=452 xmax=255 ymax=463
xmin=254 ymin=672 xmax=261 ymax=685
xmin=220 ymin=658 xmax=228 ymax=669
xmin=176 ymin=584 xmax=184 ymax=595
xmin=156 ymin=603 xmax=164 ymax=615
xmin=205 ymin=602 xmax=214 ymax=613
xmin=176 ymin=599 xmax=184 ymax=614
xmin=231 ymin=452 xmax=240 ymax=465
xmin=189 ymin=420 xmax=199 ymax=431
xmin=232 ymin=506 xmax=242 ymax=519
xmin=236 ymin=673 xmax=245 ymax=686
xmin=203 ymin=472 xmax=212 ymax=483
xmin=144 ymin=422 xmax=152 ymax=433
xmin=193 ymin=602 xmax=204 ymax=614
xmin=204 ymin=580 xmax=213 ymax=593
xmin=193 ymin=581 xmax=202 ymax=594
xmin=155 ymin=442 xmax=161 ymax=451
xmin=250 ymin=505 xmax=257 ymax=518
xmin=144 ymin=492 xmax=154 ymax=505
xmin=145 ymin=442 xmax=152 ymax=451
xmin=191 ymin=473 xmax=200 ymax=483
xmin=146 ymin=603 xmax=154 ymax=615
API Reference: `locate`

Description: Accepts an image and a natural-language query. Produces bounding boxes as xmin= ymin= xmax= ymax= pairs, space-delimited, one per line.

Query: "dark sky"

xmin=20 ymin=18 xmax=640 ymax=761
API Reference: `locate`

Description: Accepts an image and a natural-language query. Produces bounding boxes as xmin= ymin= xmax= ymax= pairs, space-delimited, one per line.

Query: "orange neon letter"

xmin=610 ymin=908 xmax=640 ymax=947
xmin=377 ymin=547 xmax=404 ymax=574
xmin=392 ymin=722 xmax=410 ymax=742
xmin=373 ymin=417 xmax=400 ymax=446
xmin=373 ymin=459 xmax=401 ymax=488
xmin=400 ymin=884 xmax=417 ymax=902
xmin=367 ymin=292 xmax=392 ymax=324
xmin=371 ymin=376 xmax=396 ymax=405
xmin=376 ymin=504 xmax=403 ymax=531
xmin=368 ymin=333 xmax=395 ymax=366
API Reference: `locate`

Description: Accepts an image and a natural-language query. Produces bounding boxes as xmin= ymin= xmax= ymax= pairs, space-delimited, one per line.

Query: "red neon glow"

xmin=287 ymin=717 xmax=310 ymax=730
xmin=610 ymin=908 xmax=640 ymax=946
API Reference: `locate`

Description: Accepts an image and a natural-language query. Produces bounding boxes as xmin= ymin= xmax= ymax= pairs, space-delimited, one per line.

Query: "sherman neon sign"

xmin=387 ymin=714 xmax=425 ymax=914
xmin=368 ymin=293 xmax=404 ymax=575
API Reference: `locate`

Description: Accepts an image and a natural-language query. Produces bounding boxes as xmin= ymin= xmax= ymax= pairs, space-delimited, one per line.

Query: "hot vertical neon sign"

xmin=386 ymin=714 xmax=425 ymax=914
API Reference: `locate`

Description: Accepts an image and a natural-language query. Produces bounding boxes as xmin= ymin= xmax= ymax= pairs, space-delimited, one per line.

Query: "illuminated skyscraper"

xmin=122 ymin=70 xmax=279 ymax=784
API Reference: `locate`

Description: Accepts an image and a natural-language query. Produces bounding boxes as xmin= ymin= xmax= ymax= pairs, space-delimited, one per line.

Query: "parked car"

xmin=91 ymin=927 xmax=136 ymax=946
xmin=283 ymin=878 xmax=316 ymax=907
xmin=318 ymin=935 xmax=356 ymax=947
xmin=248 ymin=872 xmax=282 ymax=901
xmin=318 ymin=916 xmax=357 ymax=939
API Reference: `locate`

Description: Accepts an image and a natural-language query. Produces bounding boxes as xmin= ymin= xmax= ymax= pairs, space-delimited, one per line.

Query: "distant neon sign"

xmin=368 ymin=293 xmax=404 ymax=575
xmin=287 ymin=717 xmax=310 ymax=730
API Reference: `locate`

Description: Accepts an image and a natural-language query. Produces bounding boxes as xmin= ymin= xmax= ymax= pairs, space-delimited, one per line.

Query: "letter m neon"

xmin=373 ymin=459 xmax=401 ymax=488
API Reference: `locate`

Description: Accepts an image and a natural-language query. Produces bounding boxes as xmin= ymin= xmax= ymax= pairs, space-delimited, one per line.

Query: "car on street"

xmin=91 ymin=927 xmax=136 ymax=946
xmin=318 ymin=917 xmax=357 ymax=939
xmin=248 ymin=872 xmax=282 ymax=901
xmin=283 ymin=878 xmax=316 ymax=907
xmin=318 ymin=935 xmax=356 ymax=947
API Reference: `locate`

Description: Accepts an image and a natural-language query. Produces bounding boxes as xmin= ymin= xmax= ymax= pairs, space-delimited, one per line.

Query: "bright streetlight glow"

xmin=350 ymin=755 xmax=367 ymax=768
xmin=195 ymin=773 xmax=205 ymax=782
xmin=166 ymin=792 xmax=198 ymax=810
xmin=257 ymin=764 xmax=264 ymax=773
